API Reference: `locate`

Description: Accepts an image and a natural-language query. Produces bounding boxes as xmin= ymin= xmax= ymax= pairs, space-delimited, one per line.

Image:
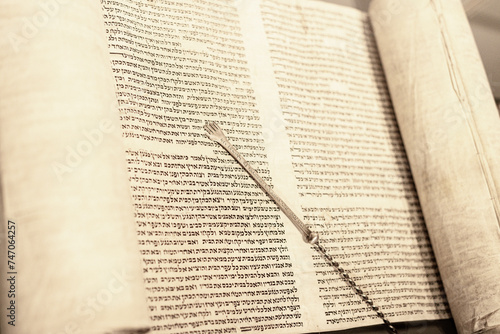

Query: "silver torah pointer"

xmin=203 ymin=121 xmax=398 ymax=334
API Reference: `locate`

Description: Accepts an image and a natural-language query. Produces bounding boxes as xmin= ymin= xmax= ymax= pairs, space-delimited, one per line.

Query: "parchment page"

xmin=0 ymin=1 xmax=149 ymax=333
xmin=370 ymin=0 xmax=500 ymax=333
xmin=238 ymin=0 xmax=450 ymax=331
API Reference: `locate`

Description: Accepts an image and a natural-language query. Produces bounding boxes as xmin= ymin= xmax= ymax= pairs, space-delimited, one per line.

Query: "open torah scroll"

xmin=0 ymin=0 xmax=499 ymax=333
